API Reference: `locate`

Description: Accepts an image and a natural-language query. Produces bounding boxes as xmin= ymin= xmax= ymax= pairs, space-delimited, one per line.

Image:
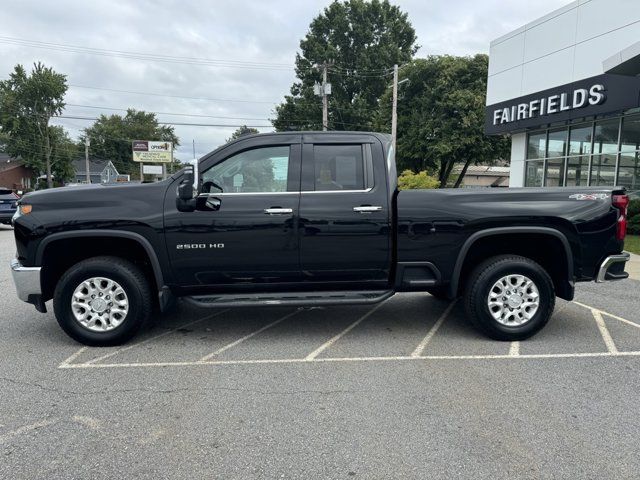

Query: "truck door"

xmin=298 ymin=134 xmax=392 ymax=289
xmin=163 ymin=135 xmax=302 ymax=287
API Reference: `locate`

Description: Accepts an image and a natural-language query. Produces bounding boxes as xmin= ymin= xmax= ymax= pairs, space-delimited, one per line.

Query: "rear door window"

xmin=313 ymin=145 xmax=366 ymax=191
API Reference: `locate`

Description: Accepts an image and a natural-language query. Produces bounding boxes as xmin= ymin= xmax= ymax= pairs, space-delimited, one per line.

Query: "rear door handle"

xmin=353 ymin=205 xmax=382 ymax=213
xmin=264 ymin=208 xmax=293 ymax=215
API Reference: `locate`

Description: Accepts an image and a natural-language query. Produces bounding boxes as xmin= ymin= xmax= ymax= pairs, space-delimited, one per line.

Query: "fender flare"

xmin=35 ymin=229 xmax=165 ymax=290
xmin=448 ymin=226 xmax=575 ymax=298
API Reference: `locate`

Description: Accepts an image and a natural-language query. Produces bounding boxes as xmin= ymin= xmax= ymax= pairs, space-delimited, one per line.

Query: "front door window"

xmin=201 ymin=146 xmax=290 ymax=193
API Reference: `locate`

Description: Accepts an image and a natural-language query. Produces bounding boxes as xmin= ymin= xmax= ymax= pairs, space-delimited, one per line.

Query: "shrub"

xmin=626 ymin=199 xmax=640 ymax=235
xmin=628 ymin=198 xmax=640 ymax=219
xmin=628 ymin=214 xmax=640 ymax=235
xmin=398 ymin=170 xmax=440 ymax=190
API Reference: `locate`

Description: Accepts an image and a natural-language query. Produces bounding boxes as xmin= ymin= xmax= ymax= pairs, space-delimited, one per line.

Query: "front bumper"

xmin=10 ymin=258 xmax=42 ymax=302
xmin=596 ymin=252 xmax=631 ymax=283
xmin=0 ymin=210 xmax=16 ymax=223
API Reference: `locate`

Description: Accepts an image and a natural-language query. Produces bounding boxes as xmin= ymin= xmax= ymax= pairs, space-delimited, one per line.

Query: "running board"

xmin=183 ymin=290 xmax=394 ymax=308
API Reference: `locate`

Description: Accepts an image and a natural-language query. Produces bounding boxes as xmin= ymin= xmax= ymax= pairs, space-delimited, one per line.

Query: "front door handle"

xmin=264 ymin=207 xmax=293 ymax=215
xmin=353 ymin=205 xmax=382 ymax=213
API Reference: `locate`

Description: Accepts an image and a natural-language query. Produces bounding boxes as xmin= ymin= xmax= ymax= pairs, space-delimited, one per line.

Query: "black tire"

xmin=464 ymin=255 xmax=555 ymax=341
xmin=53 ymin=256 xmax=152 ymax=346
xmin=426 ymin=286 xmax=450 ymax=300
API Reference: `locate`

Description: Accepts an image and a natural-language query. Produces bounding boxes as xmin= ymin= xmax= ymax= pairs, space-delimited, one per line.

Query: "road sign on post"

xmin=132 ymin=141 xmax=173 ymax=163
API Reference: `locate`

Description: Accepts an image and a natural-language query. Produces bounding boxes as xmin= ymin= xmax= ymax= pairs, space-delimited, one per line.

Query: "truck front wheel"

xmin=53 ymin=256 xmax=152 ymax=346
xmin=464 ymin=255 xmax=555 ymax=341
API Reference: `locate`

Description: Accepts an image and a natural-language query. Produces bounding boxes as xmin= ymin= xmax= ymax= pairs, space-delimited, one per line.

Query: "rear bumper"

xmin=596 ymin=252 xmax=630 ymax=283
xmin=10 ymin=258 xmax=42 ymax=302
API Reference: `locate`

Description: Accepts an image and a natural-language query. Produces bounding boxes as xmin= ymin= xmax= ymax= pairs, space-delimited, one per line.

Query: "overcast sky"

xmin=0 ymin=0 xmax=572 ymax=160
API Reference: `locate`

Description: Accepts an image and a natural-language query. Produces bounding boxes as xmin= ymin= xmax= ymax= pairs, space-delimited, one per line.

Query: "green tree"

xmin=227 ymin=125 xmax=259 ymax=142
xmin=81 ymin=109 xmax=179 ymax=176
xmin=0 ymin=62 xmax=72 ymax=187
xmin=376 ymin=55 xmax=510 ymax=188
xmin=272 ymin=0 xmax=417 ymax=132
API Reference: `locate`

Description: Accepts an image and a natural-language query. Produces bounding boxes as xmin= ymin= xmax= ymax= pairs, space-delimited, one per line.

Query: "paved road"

xmin=1 ymin=224 xmax=639 ymax=479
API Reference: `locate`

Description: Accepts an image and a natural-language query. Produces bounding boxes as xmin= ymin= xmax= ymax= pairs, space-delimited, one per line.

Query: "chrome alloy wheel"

xmin=487 ymin=274 xmax=540 ymax=326
xmin=71 ymin=277 xmax=129 ymax=332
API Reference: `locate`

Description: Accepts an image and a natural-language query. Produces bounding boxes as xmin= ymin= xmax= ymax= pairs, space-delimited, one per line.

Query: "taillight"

xmin=612 ymin=194 xmax=629 ymax=241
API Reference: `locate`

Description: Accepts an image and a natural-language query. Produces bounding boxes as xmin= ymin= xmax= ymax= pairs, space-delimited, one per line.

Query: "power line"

xmin=65 ymin=103 xmax=273 ymax=121
xmin=67 ymin=83 xmax=279 ymax=104
xmin=0 ymin=36 xmax=295 ymax=71
xmin=54 ymin=115 xmax=274 ymax=128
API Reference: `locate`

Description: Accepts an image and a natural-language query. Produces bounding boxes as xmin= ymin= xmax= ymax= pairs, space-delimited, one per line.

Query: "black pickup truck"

xmin=10 ymin=132 xmax=631 ymax=346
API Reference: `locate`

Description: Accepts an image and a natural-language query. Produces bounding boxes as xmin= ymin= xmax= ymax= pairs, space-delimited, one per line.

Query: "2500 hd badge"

xmin=176 ymin=243 xmax=225 ymax=249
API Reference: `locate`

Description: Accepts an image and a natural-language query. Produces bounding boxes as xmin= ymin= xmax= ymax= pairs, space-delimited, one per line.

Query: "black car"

xmin=0 ymin=188 xmax=18 ymax=225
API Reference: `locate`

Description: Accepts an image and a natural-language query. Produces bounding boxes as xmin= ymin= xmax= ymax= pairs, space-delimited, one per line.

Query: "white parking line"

xmin=57 ymin=350 xmax=640 ymax=369
xmin=59 ymin=347 xmax=87 ymax=367
xmin=410 ymin=300 xmax=457 ymax=357
xmin=79 ymin=309 xmax=230 ymax=366
xmin=573 ymin=301 xmax=639 ymax=329
xmin=304 ymin=301 xmax=387 ymax=360
xmin=0 ymin=418 xmax=59 ymax=443
xmin=591 ymin=309 xmax=618 ymax=353
xmin=198 ymin=310 xmax=299 ymax=362
xmin=57 ymin=299 xmax=640 ymax=370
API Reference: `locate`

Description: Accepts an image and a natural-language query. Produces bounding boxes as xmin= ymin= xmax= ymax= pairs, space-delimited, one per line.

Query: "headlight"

xmin=12 ymin=204 xmax=32 ymax=224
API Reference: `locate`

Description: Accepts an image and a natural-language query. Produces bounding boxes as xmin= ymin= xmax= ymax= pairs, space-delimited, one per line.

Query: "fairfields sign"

xmin=485 ymin=73 xmax=640 ymax=135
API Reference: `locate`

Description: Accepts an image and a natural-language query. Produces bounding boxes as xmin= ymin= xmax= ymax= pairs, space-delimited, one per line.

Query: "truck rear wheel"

xmin=464 ymin=255 xmax=555 ymax=341
xmin=53 ymin=256 xmax=152 ymax=346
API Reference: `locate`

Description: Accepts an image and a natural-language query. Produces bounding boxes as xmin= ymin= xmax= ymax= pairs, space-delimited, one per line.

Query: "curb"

xmin=627 ymin=252 xmax=640 ymax=281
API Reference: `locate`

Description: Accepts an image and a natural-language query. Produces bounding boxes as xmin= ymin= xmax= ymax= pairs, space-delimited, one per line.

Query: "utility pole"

xmin=391 ymin=64 xmax=398 ymax=152
xmin=314 ymin=62 xmax=332 ymax=131
xmin=84 ymin=137 xmax=90 ymax=183
xmin=322 ymin=63 xmax=328 ymax=131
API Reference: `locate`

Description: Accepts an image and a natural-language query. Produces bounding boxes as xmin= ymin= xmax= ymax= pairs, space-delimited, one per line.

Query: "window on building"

xmin=568 ymin=124 xmax=593 ymax=156
xmin=523 ymin=115 xmax=640 ymax=189
xmin=546 ymin=128 xmax=568 ymax=158
xmin=544 ymin=158 xmax=565 ymax=187
xmin=589 ymin=154 xmax=617 ymax=186
xmin=618 ymin=151 xmax=640 ymax=191
xmin=620 ymin=114 xmax=640 ymax=153
xmin=527 ymin=131 xmax=546 ymax=160
xmin=525 ymin=160 xmax=544 ymax=187
xmin=593 ymin=118 xmax=620 ymax=155
xmin=565 ymin=156 xmax=589 ymax=186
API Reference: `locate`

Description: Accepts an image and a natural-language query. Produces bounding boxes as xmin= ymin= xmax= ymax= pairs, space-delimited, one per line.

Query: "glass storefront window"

xmin=522 ymin=115 xmax=640 ymax=188
xmin=618 ymin=151 xmax=640 ymax=191
xmin=620 ymin=114 xmax=640 ymax=153
xmin=589 ymin=154 xmax=616 ymax=186
xmin=525 ymin=160 xmax=544 ymax=187
xmin=568 ymin=125 xmax=592 ymax=155
xmin=565 ymin=156 xmax=589 ymax=186
xmin=593 ymin=118 xmax=620 ymax=155
xmin=547 ymin=128 xmax=568 ymax=158
xmin=527 ymin=131 xmax=546 ymax=159
xmin=544 ymin=158 xmax=565 ymax=186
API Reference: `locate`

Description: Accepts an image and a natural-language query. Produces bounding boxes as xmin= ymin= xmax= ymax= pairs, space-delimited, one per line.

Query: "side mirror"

xmin=176 ymin=165 xmax=197 ymax=212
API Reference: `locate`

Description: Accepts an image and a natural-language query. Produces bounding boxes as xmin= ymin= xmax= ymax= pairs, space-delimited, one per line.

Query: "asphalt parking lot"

xmin=1 ymin=225 xmax=640 ymax=479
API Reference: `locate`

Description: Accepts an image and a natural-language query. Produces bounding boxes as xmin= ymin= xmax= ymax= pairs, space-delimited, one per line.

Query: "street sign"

xmin=132 ymin=140 xmax=173 ymax=163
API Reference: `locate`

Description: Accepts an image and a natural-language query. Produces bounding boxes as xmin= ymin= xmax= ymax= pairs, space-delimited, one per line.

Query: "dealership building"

xmin=485 ymin=0 xmax=640 ymax=192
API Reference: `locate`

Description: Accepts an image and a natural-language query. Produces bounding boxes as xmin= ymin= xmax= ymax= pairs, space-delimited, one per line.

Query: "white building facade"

xmin=486 ymin=0 xmax=640 ymax=193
